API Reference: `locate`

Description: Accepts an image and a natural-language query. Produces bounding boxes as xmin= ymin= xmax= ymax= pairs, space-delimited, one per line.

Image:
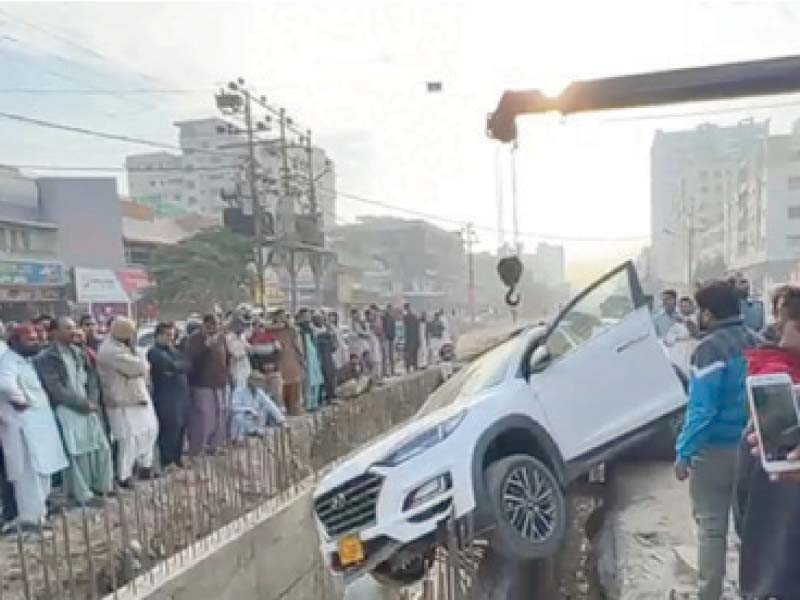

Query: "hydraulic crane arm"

xmin=487 ymin=54 xmax=800 ymax=142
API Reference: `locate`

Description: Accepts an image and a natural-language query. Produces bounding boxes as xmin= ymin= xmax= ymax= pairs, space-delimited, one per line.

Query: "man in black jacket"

xmin=402 ymin=303 xmax=419 ymax=373
xmin=147 ymin=322 xmax=190 ymax=468
xmin=381 ymin=304 xmax=396 ymax=376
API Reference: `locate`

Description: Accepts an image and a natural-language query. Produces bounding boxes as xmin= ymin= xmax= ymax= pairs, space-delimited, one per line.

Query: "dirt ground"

xmin=594 ymin=460 xmax=741 ymax=599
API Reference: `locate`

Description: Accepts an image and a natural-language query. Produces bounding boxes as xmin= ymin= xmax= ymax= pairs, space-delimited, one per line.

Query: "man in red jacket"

xmin=736 ymin=285 xmax=800 ymax=599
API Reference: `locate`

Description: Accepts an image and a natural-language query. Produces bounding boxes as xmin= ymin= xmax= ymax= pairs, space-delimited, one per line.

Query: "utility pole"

xmin=243 ymin=91 xmax=265 ymax=308
xmin=277 ymin=107 xmax=298 ymax=313
xmin=305 ymin=129 xmax=317 ymax=217
xmin=463 ymin=222 xmax=478 ymax=324
xmin=216 ymin=79 xmax=266 ymax=309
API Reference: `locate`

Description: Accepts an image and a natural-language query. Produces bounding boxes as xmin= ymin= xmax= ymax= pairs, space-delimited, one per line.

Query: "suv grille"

xmin=314 ymin=473 xmax=383 ymax=537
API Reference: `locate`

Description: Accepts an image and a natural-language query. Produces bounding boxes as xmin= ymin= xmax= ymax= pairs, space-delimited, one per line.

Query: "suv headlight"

xmin=377 ymin=411 xmax=466 ymax=467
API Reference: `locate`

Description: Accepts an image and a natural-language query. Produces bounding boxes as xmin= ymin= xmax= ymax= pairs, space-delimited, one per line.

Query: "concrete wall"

xmin=139 ymin=368 xmax=443 ymax=600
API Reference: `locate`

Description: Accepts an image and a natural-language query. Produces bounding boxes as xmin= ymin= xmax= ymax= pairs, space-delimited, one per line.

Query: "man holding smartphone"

xmin=674 ymin=281 xmax=759 ymax=600
xmin=736 ymin=285 xmax=800 ymax=599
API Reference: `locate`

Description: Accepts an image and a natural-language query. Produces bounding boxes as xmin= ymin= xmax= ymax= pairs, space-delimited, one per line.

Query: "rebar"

xmin=61 ymin=511 xmax=76 ymax=600
xmin=102 ymin=497 xmax=119 ymax=600
xmin=38 ymin=522 xmax=52 ymax=599
xmin=80 ymin=506 xmax=99 ymax=600
xmin=15 ymin=527 xmax=30 ymax=600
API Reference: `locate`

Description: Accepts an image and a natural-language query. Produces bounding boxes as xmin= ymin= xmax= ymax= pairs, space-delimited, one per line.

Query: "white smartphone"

xmin=747 ymin=373 xmax=800 ymax=473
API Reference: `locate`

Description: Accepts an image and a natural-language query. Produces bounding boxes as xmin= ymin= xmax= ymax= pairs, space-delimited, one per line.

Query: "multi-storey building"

xmin=650 ymin=119 xmax=769 ymax=288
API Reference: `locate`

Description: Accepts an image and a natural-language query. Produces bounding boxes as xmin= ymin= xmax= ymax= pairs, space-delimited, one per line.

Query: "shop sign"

xmin=0 ymin=261 xmax=65 ymax=286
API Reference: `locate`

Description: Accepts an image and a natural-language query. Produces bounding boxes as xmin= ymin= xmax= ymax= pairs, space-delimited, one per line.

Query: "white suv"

xmin=313 ymin=262 xmax=687 ymax=586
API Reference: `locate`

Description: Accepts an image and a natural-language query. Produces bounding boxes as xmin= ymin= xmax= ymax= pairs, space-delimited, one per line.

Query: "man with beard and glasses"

xmin=0 ymin=325 xmax=67 ymax=533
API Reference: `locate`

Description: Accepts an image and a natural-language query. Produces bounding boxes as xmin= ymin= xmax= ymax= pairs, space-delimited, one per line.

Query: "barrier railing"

xmin=1 ymin=428 xmax=304 ymax=600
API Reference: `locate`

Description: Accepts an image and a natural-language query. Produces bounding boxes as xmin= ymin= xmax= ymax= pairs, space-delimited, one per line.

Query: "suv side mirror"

xmin=530 ymin=345 xmax=551 ymax=374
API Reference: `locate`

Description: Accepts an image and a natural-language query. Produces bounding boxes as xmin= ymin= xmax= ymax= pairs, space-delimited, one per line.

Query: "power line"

xmin=0 ymin=108 xmax=648 ymax=242
xmin=332 ymin=189 xmax=648 ymax=242
xmin=0 ymin=88 xmax=212 ymax=95
xmin=2 ymin=161 xmax=647 ymax=243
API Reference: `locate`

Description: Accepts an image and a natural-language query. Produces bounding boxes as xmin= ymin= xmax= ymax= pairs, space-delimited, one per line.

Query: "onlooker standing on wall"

xmin=78 ymin=314 xmax=102 ymax=355
xmin=328 ymin=311 xmax=349 ymax=378
xmin=402 ymin=303 xmax=420 ymax=373
xmin=270 ymin=311 xmax=305 ymax=416
xmin=674 ymin=281 xmax=758 ymax=600
xmin=730 ymin=274 xmax=765 ymax=333
xmin=225 ymin=317 xmax=251 ymax=391
xmin=147 ymin=322 xmax=190 ymax=469
xmin=296 ymin=308 xmax=323 ymax=412
xmin=185 ymin=314 xmax=229 ymax=456
xmin=96 ymin=318 xmax=159 ymax=487
xmin=312 ymin=312 xmax=337 ymax=405
xmin=0 ymin=325 xmax=67 ymax=532
xmin=418 ymin=311 xmax=430 ymax=368
xmin=381 ymin=304 xmax=397 ymax=377
xmin=428 ymin=311 xmax=446 ymax=364
xmin=35 ymin=317 xmax=113 ymax=507
xmin=653 ymin=289 xmax=681 ymax=338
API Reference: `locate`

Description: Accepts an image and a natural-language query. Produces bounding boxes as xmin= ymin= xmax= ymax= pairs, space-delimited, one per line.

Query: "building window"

xmin=188 ymin=197 xmax=198 ymax=205
xmin=789 ymin=206 xmax=800 ymax=219
xmin=150 ymin=180 xmax=156 ymax=187
xmin=789 ymin=176 xmax=800 ymax=191
xmin=21 ymin=230 xmax=30 ymax=251
xmin=185 ymin=180 xmax=195 ymax=189
xmin=0 ymin=228 xmax=7 ymax=252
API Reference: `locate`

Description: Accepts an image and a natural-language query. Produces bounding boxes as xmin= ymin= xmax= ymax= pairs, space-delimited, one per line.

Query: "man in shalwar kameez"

xmin=0 ymin=325 xmax=68 ymax=532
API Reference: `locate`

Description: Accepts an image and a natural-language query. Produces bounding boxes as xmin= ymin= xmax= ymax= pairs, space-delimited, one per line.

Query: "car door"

xmin=528 ymin=261 xmax=684 ymax=462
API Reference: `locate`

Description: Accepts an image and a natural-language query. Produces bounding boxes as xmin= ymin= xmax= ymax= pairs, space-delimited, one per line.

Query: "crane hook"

xmin=497 ymin=256 xmax=524 ymax=308
xmin=505 ymin=286 xmax=520 ymax=307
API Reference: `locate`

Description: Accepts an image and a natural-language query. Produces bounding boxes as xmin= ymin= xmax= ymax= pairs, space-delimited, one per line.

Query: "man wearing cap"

xmin=34 ymin=317 xmax=113 ymax=507
xmin=96 ymin=318 xmax=158 ymax=487
xmin=0 ymin=324 xmax=67 ymax=531
xmin=229 ymin=372 xmax=286 ymax=442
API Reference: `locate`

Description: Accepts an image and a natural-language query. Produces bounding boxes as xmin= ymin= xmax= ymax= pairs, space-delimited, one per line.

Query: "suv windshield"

xmin=418 ymin=332 xmax=525 ymax=416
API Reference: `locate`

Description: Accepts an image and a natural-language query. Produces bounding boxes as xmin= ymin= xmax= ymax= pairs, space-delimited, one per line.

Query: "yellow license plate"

xmin=338 ymin=534 xmax=365 ymax=566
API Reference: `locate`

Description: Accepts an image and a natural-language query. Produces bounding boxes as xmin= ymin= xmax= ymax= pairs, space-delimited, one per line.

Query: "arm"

xmin=675 ymin=344 xmax=726 ymax=463
xmin=101 ymin=343 xmax=149 ymax=377
xmin=34 ymin=355 xmax=94 ymax=413
xmin=0 ymin=355 xmax=27 ymax=408
xmin=147 ymin=347 xmax=178 ymax=376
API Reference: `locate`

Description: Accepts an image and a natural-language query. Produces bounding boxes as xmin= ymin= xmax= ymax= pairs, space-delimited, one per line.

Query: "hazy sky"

xmin=2 ymin=0 xmax=800 ymax=280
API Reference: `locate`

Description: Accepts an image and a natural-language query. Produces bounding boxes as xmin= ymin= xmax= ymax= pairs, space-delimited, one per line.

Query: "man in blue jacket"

xmin=675 ymin=280 xmax=759 ymax=600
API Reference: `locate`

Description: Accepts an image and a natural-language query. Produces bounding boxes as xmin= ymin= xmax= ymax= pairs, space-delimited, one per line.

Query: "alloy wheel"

xmin=501 ymin=465 xmax=557 ymax=542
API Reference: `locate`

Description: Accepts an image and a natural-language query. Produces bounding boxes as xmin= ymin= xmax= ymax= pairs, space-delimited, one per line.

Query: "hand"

xmin=674 ymin=460 xmax=690 ymax=481
xmin=747 ymin=427 xmax=800 ymax=482
xmin=77 ymin=402 xmax=95 ymax=415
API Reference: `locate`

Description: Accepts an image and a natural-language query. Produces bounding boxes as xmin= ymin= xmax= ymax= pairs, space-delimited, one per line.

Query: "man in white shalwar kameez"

xmin=0 ymin=325 xmax=68 ymax=531
xmin=96 ymin=318 xmax=159 ymax=486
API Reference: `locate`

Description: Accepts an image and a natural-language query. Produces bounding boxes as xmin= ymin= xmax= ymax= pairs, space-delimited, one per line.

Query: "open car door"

xmin=527 ymin=261 xmax=685 ymax=462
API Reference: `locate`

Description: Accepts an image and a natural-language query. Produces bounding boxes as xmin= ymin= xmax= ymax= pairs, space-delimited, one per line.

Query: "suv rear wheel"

xmin=485 ymin=454 xmax=567 ymax=561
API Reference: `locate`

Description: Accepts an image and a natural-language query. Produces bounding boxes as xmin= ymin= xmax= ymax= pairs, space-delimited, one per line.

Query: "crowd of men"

xmin=650 ymin=274 xmax=800 ymax=599
xmin=0 ymin=302 xmax=458 ymax=536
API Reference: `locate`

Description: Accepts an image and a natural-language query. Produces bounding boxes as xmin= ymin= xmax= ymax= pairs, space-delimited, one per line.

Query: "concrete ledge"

xmin=129 ymin=368 xmax=444 ymax=600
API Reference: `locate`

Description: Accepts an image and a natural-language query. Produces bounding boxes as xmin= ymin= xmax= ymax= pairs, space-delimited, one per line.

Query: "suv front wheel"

xmin=485 ymin=454 xmax=567 ymax=561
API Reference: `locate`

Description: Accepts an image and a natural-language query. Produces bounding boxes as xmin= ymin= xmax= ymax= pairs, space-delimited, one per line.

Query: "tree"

xmin=145 ymin=228 xmax=255 ymax=314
